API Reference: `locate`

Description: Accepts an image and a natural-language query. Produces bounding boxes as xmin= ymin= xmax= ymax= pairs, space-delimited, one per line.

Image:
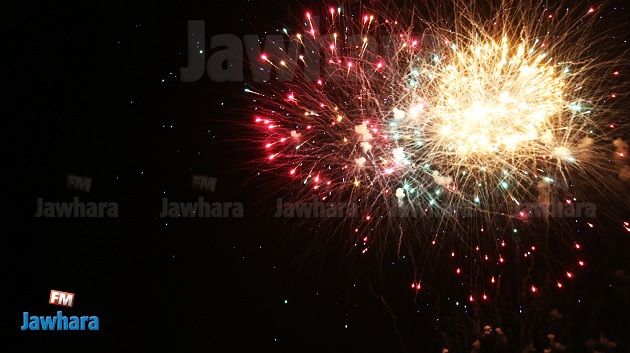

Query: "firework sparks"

xmin=250 ymin=0 xmax=628 ymax=299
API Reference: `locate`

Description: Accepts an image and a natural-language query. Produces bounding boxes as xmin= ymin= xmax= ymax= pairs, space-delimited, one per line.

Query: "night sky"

xmin=6 ymin=1 xmax=630 ymax=352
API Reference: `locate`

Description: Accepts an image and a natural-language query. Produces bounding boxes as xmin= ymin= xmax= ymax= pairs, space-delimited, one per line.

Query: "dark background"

xmin=5 ymin=1 xmax=630 ymax=352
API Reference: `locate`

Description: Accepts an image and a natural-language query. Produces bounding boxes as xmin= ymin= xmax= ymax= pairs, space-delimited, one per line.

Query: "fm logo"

xmin=49 ymin=290 xmax=75 ymax=308
xmin=67 ymin=174 xmax=92 ymax=192
xmin=192 ymin=174 xmax=217 ymax=192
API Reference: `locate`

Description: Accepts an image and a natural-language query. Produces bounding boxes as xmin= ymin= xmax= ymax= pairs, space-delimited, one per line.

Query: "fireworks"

xmin=250 ymin=1 xmax=628 ymax=299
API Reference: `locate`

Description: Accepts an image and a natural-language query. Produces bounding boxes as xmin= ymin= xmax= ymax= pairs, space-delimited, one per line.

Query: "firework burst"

xmin=249 ymin=0 xmax=628 ymax=300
